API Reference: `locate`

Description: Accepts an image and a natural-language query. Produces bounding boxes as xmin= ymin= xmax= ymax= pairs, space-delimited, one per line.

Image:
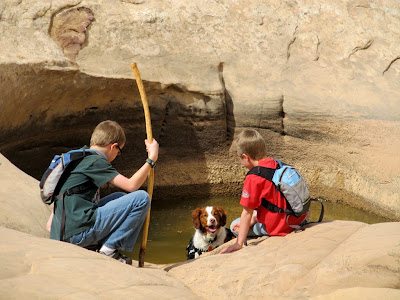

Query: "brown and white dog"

xmin=186 ymin=206 xmax=233 ymax=259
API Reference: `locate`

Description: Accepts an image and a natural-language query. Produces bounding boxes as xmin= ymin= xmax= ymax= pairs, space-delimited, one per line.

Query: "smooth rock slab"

xmin=168 ymin=220 xmax=400 ymax=299
xmin=0 ymin=226 xmax=199 ymax=300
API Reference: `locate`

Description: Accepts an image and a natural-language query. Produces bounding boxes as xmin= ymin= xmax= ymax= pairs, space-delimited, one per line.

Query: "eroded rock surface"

xmin=0 ymin=226 xmax=200 ymax=299
xmin=1 ymin=153 xmax=399 ymax=299
xmin=49 ymin=6 xmax=94 ymax=62
xmin=0 ymin=1 xmax=399 ymax=219
xmin=168 ymin=221 xmax=400 ymax=299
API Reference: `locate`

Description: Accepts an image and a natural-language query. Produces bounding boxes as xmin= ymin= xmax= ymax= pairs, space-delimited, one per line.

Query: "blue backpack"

xmin=39 ymin=149 xmax=105 ymax=205
xmin=247 ymin=159 xmax=324 ymax=225
xmin=40 ymin=149 xmax=106 ymax=241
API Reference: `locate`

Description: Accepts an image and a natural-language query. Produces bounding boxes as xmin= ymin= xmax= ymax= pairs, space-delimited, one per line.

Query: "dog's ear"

xmin=191 ymin=208 xmax=202 ymax=229
xmin=214 ymin=206 xmax=227 ymax=227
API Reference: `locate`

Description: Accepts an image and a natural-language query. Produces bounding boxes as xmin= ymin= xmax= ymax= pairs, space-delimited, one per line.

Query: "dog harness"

xmin=186 ymin=228 xmax=234 ymax=260
xmin=186 ymin=236 xmax=218 ymax=259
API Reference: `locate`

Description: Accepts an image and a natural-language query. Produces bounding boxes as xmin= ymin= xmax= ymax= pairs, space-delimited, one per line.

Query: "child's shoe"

xmin=99 ymin=250 xmax=132 ymax=265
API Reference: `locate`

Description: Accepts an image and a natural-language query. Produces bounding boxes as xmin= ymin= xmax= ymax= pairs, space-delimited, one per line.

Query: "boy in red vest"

xmin=220 ymin=129 xmax=308 ymax=254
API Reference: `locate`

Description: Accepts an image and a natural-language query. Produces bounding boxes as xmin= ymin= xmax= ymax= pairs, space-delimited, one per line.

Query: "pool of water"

xmin=126 ymin=196 xmax=393 ymax=265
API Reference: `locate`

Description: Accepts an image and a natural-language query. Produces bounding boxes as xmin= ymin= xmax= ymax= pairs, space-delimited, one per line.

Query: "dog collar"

xmin=208 ymin=237 xmax=217 ymax=251
xmin=208 ymin=236 xmax=218 ymax=244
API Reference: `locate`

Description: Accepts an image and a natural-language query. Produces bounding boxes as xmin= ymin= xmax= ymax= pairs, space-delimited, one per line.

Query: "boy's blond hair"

xmin=234 ymin=129 xmax=267 ymax=160
xmin=90 ymin=120 xmax=126 ymax=147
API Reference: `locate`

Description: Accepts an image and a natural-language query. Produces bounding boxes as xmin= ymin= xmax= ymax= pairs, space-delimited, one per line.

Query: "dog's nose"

xmin=210 ymin=218 xmax=215 ymax=224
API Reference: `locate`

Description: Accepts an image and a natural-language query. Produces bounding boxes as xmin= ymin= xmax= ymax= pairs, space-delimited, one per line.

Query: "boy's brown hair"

xmin=234 ymin=129 xmax=267 ymax=160
xmin=90 ymin=120 xmax=126 ymax=147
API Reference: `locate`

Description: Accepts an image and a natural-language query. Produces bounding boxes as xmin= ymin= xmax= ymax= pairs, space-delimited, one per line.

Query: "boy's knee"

xmin=230 ymin=217 xmax=240 ymax=229
xmin=113 ymin=192 xmax=127 ymax=198
xmin=143 ymin=192 xmax=151 ymax=210
xmin=133 ymin=190 xmax=151 ymax=210
xmin=252 ymin=223 xmax=268 ymax=236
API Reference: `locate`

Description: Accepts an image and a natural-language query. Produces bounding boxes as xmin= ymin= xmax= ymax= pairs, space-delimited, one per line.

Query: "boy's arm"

xmin=46 ymin=212 xmax=53 ymax=233
xmin=250 ymin=209 xmax=258 ymax=226
xmin=110 ymin=139 xmax=159 ymax=192
xmin=111 ymin=161 xmax=153 ymax=192
xmin=220 ymin=206 xmax=253 ymax=254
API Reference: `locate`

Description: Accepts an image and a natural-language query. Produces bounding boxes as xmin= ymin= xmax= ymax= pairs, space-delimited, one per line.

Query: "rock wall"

xmin=0 ymin=155 xmax=399 ymax=299
xmin=0 ymin=0 xmax=399 ymax=219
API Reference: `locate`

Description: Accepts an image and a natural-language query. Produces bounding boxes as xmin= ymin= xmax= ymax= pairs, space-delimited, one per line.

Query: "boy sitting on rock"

xmin=46 ymin=120 xmax=159 ymax=264
xmin=220 ymin=129 xmax=308 ymax=254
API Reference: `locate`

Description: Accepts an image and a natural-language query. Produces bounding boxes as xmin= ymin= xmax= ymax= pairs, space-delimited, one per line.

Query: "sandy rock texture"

xmin=1 ymin=222 xmax=399 ymax=300
xmin=0 ymin=1 xmax=399 ymax=218
xmin=168 ymin=221 xmax=400 ymax=299
xmin=0 ymin=154 xmax=399 ymax=299
xmin=0 ymin=227 xmax=200 ymax=299
xmin=0 ymin=152 xmax=50 ymax=238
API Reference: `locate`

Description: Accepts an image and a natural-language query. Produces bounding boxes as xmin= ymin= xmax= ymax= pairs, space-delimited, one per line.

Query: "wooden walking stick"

xmin=131 ymin=62 xmax=155 ymax=268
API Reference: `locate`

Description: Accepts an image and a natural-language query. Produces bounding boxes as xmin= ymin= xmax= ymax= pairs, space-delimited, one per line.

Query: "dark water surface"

xmin=126 ymin=196 xmax=393 ymax=265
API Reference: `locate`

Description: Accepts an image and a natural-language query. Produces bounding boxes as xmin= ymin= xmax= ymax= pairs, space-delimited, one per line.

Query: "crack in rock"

xmin=218 ymin=62 xmax=235 ymax=140
xmin=280 ymin=95 xmax=286 ymax=135
xmin=383 ymin=56 xmax=400 ymax=75
xmin=348 ymin=39 xmax=373 ymax=59
xmin=287 ymin=25 xmax=299 ymax=61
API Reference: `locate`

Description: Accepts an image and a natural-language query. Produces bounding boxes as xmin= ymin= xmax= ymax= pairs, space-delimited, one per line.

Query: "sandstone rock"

xmin=1 ymin=2 xmax=399 ymax=299
xmin=0 ymin=0 xmax=399 ymax=221
xmin=49 ymin=7 xmax=95 ymax=62
xmin=0 ymin=226 xmax=200 ymax=300
xmin=310 ymin=287 xmax=400 ymax=300
xmin=0 ymin=154 xmax=49 ymax=238
xmin=168 ymin=221 xmax=400 ymax=299
xmin=1 ymin=218 xmax=399 ymax=299
xmin=0 ymin=139 xmax=399 ymax=299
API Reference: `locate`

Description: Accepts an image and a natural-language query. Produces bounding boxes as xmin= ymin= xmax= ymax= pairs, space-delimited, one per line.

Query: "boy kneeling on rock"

xmin=46 ymin=120 xmax=159 ymax=264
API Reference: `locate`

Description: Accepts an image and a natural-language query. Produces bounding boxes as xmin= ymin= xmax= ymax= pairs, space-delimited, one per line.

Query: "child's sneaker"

xmin=100 ymin=250 xmax=132 ymax=265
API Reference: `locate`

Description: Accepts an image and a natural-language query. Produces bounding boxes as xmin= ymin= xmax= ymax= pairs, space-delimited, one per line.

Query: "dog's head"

xmin=191 ymin=206 xmax=227 ymax=234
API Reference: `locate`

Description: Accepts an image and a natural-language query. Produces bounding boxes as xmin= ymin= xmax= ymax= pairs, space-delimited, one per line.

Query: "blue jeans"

xmin=69 ymin=190 xmax=150 ymax=251
xmin=230 ymin=217 xmax=269 ymax=237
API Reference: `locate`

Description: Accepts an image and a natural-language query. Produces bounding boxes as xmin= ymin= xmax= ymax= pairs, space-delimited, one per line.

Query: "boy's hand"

xmin=232 ymin=222 xmax=240 ymax=233
xmin=220 ymin=242 xmax=242 ymax=254
xmin=221 ymin=206 xmax=253 ymax=255
xmin=145 ymin=139 xmax=159 ymax=162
